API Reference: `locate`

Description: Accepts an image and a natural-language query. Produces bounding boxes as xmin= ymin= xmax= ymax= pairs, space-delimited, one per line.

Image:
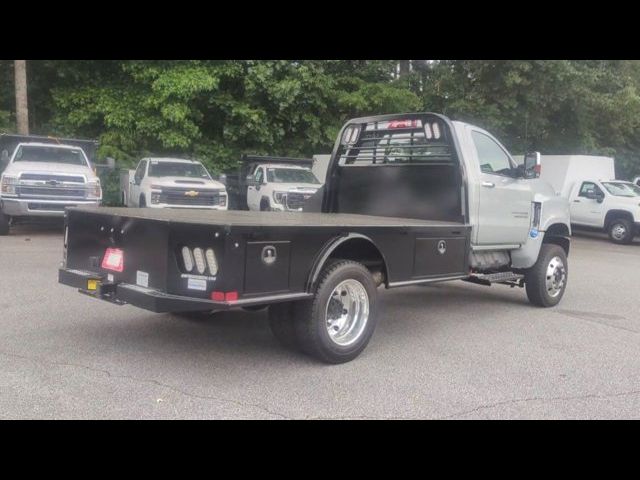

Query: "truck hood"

xmin=3 ymin=161 xmax=97 ymax=179
xmin=150 ymin=177 xmax=226 ymax=190
xmin=272 ymin=183 xmax=321 ymax=192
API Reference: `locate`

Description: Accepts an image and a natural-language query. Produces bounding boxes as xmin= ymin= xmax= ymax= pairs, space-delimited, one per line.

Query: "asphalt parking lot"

xmin=1 ymin=223 xmax=640 ymax=419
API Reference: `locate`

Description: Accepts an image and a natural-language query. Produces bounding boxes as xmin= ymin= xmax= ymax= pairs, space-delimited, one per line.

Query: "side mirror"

xmin=217 ymin=173 xmax=227 ymax=185
xmin=523 ymin=151 xmax=541 ymax=179
xmin=585 ymin=190 xmax=604 ymax=203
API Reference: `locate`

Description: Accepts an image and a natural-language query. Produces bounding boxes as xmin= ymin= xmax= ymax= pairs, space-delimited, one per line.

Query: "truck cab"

xmin=0 ymin=136 xmax=102 ymax=235
xmin=568 ymin=179 xmax=640 ymax=243
xmin=123 ymin=157 xmax=228 ymax=210
xmin=246 ymin=163 xmax=322 ymax=211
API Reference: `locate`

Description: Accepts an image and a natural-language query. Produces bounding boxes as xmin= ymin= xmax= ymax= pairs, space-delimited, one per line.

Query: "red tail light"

xmin=211 ymin=291 xmax=225 ymax=301
xmin=534 ymin=164 xmax=541 ymax=175
xmin=210 ymin=291 xmax=239 ymax=302
xmin=101 ymin=248 xmax=124 ymax=272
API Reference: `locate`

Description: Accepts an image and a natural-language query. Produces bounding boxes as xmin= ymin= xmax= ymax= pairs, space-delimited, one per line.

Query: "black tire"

xmin=260 ymin=198 xmax=270 ymax=211
xmin=525 ymin=243 xmax=568 ymax=308
xmin=293 ymin=260 xmax=378 ymax=364
xmin=0 ymin=211 xmax=9 ymax=236
xmin=268 ymin=302 xmax=300 ymax=351
xmin=608 ymin=218 xmax=634 ymax=245
xmin=139 ymin=195 xmax=146 ymax=208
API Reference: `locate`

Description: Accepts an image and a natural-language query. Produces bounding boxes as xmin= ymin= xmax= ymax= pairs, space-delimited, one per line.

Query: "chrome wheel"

xmin=545 ymin=256 xmax=566 ymax=298
xmin=611 ymin=223 xmax=627 ymax=241
xmin=325 ymin=279 xmax=370 ymax=346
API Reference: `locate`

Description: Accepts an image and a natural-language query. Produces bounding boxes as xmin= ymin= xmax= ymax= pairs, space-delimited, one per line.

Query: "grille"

xmin=286 ymin=192 xmax=313 ymax=210
xmin=28 ymin=203 xmax=70 ymax=211
xmin=18 ymin=186 xmax=86 ymax=199
xmin=20 ymin=173 xmax=85 ymax=184
xmin=159 ymin=188 xmax=222 ymax=206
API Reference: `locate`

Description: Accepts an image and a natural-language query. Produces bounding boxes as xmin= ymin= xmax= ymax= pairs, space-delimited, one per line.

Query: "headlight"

xmin=205 ymin=248 xmax=218 ymax=275
xmin=151 ymin=192 xmax=161 ymax=204
xmin=218 ymin=194 xmax=227 ymax=207
xmin=272 ymin=191 xmax=287 ymax=204
xmin=0 ymin=175 xmax=18 ymax=195
xmin=87 ymin=180 xmax=102 ymax=199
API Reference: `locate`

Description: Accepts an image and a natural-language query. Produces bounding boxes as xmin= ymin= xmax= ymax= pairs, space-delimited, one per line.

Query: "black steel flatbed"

xmin=69 ymin=206 xmax=465 ymax=229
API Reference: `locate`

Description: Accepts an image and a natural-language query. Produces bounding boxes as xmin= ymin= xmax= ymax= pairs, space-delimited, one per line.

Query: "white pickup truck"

xmin=121 ymin=157 xmax=228 ymax=210
xmin=246 ymin=162 xmax=322 ymax=211
xmin=0 ymin=135 xmax=102 ymax=235
xmin=539 ymin=155 xmax=640 ymax=244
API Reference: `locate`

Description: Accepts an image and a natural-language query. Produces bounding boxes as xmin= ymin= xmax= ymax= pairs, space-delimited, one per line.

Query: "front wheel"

xmin=293 ymin=260 xmax=378 ymax=364
xmin=525 ymin=244 xmax=568 ymax=307
xmin=608 ymin=218 xmax=634 ymax=244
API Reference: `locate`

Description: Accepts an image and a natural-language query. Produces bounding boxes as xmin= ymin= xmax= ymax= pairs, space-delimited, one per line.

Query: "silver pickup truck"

xmin=0 ymin=135 xmax=102 ymax=235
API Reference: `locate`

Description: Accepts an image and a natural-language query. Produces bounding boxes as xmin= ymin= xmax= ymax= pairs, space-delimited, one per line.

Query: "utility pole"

xmin=14 ymin=60 xmax=29 ymax=135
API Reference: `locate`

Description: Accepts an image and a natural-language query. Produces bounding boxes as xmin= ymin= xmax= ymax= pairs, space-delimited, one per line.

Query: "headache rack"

xmin=337 ymin=117 xmax=454 ymax=166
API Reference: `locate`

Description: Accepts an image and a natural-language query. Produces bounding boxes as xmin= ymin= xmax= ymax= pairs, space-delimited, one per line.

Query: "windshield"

xmin=148 ymin=161 xmax=211 ymax=179
xmin=602 ymin=182 xmax=640 ymax=197
xmin=14 ymin=145 xmax=88 ymax=166
xmin=266 ymin=168 xmax=319 ymax=184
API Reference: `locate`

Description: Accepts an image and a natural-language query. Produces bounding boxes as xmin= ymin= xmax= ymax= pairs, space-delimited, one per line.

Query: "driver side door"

xmin=571 ymin=182 xmax=605 ymax=226
xmin=130 ymin=159 xmax=147 ymax=207
xmin=246 ymin=167 xmax=263 ymax=210
xmin=472 ymin=129 xmax=532 ymax=246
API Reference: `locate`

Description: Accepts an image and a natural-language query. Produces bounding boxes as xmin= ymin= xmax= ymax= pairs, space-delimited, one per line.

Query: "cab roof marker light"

xmin=181 ymin=246 xmax=194 ymax=272
xmin=193 ymin=248 xmax=206 ymax=274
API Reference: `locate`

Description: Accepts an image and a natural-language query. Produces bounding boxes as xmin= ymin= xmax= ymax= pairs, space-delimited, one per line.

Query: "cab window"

xmin=579 ymin=182 xmax=603 ymax=198
xmin=254 ymin=167 xmax=264 ymax=184
xmin=471 ymin=131 xmax=513 ymax=175
xmin=134 ymin=160 xmax=147 ymax=184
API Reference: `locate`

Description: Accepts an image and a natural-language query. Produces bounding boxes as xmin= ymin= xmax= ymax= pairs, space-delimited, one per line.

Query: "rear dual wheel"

xmin=268 ymin=260 xmax=378 ymax=364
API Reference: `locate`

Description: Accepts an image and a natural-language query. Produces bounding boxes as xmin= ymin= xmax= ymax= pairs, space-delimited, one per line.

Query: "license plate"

xmin=87 ymin=279 xmax=99 ymax=291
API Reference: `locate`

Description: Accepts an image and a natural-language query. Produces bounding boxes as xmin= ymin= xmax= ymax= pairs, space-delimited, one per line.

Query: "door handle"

xmin=482 ymin=182 xmax=495 ymax=188
xmin=573 ymin=200 xmax=581 ymax=203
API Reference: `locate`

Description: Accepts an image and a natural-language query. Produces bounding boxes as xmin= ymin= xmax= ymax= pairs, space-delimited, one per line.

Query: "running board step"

xmin=464 ymin=272 xmax=524 ymax=287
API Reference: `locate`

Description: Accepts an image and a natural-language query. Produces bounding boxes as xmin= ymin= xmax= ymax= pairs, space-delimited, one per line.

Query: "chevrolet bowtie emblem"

xmin=184 ymin=190 xmax=199 ymax=197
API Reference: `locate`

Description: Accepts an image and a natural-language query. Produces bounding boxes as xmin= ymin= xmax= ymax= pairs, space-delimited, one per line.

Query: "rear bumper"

xmin=58 ymin=268 xmax=311 ymax=313
xmin=1 ymin=198 xmax=100 ymax=217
